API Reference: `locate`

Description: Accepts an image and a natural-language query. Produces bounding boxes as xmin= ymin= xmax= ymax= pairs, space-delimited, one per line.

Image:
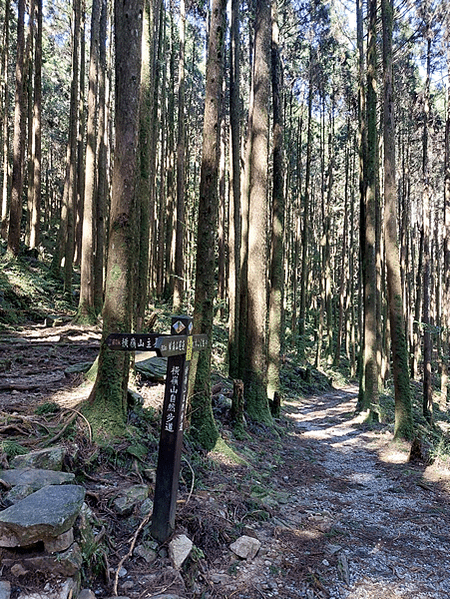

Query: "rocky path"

xmin=203 ymin=386 xmax=450 ymax=599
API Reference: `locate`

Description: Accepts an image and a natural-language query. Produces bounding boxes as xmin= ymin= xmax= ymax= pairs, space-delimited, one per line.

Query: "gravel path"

xmin=277 ymin=386 xmax=450 ymax=598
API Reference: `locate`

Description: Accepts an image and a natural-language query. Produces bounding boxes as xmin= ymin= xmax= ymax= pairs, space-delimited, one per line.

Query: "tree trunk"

xmin=7 ymin=0 xmax=26 ymax=257
xmin=190 ymin=0 xmax=226 ymax=450
xmin=442 ymin=44 xmax=450 ymax=403
xmin=1 ymin=0 xmax=10 ymax=241
xmin=94 ymin=0 xmax=108 ymax=315
xmin=299 ymin=64 xmax=313 ymax=347
xmin=358 ymin=0 xmax=379 ymax=417
xmin=29 ymin=0 xmax=42 ymax=250
xmin=51 ymin=0 xmax=81 ymax=283
xmin=77 ymin=0 xmax=101 ymax=323
xmin=244 ymin=0 xmax=272 ymax=424
xmin=64 ymin=0 xmax=81 ymax=294
xmin=422 ymin=37 xmax=433 ymax=424
xmin=84 ymin=0 xmax=143 ymax=440
xmin=382 ymin=0 xmax=413 ymax=440
xmin=227 ymin=0 xmax=241 ymax=379
xmin=173 ymin=0 xmax=186 ymax=311
xmin=267 ymin=1 xmax=284 ymax=402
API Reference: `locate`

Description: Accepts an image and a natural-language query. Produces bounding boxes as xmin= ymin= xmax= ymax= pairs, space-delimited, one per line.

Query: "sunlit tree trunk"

xmin=442 ymin=44 xmax=450 ymax=403
xmin=7 ymin=0 xmax=26 ymax=257
xmin=29 ymin=0 xmax=42 ymax=250
xmin=422 ymin=37 xmax=433 ymax=423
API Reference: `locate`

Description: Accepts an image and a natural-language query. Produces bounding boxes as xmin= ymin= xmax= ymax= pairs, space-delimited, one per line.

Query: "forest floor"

xmin=1 ymin=323 xmax=450 ymax=599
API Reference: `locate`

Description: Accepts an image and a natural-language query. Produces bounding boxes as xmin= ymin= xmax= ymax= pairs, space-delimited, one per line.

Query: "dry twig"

xmin=113 ymin=511 xmax=152 ymax=595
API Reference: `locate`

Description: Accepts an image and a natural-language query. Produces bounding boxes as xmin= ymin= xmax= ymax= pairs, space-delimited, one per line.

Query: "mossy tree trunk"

xmin=84 ymin=0 xmax=143 ymax=441
xmin=382 ymin=0 xmax=413 ymax=440
xmin=358 ymin=0 xmax=379 ymax=418
xmin=190 ymin=0 xmax=226 ymax=450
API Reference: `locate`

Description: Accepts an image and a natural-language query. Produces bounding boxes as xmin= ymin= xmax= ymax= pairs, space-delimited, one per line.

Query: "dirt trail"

xmin=251 ymin=386 xmax=450 ymax=599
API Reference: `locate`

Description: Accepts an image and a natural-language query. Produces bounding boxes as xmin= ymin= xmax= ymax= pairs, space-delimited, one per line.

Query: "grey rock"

xmin=169 ymin=534 xmax=193 ymax=569
xmin=1 ymin=468 xmax=75 ymax=506
xmin=230 ymin=535 xmax=261 ymax=560
xmin=139 ymin=498 xmax=153 ymax=516
xmin=0 ymin=581 xmax=11 ymax=599
xmin=77 ymin=591 xmax=96 ymax=599
xmin=135 ymin=356 xmax=167 ymax=382
xmin=0 ymin=484 xmax=85 ymax=547
xmin=113 ymin=485 xmax=149 ymax=516
xmin=337 ymin=553 xmax=350 ymax=585
xmin=11 ymin=447 xmax=66 ymax=471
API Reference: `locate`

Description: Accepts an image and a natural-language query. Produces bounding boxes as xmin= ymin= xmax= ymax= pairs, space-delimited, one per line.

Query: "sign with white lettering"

xmin=106 ymin=317 xmax=208 ymax=542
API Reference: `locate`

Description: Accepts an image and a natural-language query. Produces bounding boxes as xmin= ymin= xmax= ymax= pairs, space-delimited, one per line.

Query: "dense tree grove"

xmin=1 ymin=0 xmax=450 ymax=443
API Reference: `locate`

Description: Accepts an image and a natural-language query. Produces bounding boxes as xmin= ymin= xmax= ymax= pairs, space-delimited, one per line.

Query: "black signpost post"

xmin=106 ymin=315 xmax=208 ymax=543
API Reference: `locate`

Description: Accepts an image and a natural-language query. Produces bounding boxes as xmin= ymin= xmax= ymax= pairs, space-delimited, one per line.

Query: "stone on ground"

xmin=169 ymin=534 xmax=193 ymax=569
xmin=0 ymin=484 xmax=85 ymax=547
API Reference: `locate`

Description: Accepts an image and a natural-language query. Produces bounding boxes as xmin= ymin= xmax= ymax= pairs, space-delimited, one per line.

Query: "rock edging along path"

xmin=282 ymin=385 xmax=450 ymax=599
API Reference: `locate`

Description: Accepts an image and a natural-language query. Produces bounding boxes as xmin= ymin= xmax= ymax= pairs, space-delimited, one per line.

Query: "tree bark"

xmin=190 ymin=0 xmax=226 ymax=450
xmin=382 ymin=0 xmax=413 ymax=440
xmin=84 ymin=0 xmax=143 ymax=440
xmin=7 ymin=0 xmax=26 ymax=257
xmin=1 ymin=0 xmax=10 ymax=240
xmin=267 ymin=2 xmax=284 ymax=402
xmin=77 ymin=0 xmax=101 ymax=322
xmin=173 ymin=0 xmax=186 ymax=311
xmin=244 ymin=0 xmax=272 ymax=424
xmin=358 ymin=0 xmax=379 ymax=417
xmin=227 ymin=0 xmax=241 ymax=379
xmin=29 ymin=0 xmax=42 ymax=250
xmin=422 ymin=37 xmax=433 ymax=424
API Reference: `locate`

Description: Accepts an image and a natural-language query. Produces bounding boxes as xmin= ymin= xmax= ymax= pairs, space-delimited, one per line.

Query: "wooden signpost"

xmin=106 ymin=315 xmax=208 ymax=542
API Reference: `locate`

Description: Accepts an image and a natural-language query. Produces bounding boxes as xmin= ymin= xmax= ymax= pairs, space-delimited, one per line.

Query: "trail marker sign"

xmin=106 ymin=315 xmax=207 ymax=542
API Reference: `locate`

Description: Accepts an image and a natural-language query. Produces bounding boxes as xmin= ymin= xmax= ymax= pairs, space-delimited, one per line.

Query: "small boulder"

xmin=169 ymin=534 xmax=193 ymax=569
xmin=10 ymin=447 xmax=66 ymax=471
xmin=0 ymin=581 xmax=11 ymax=599
xmin=0 ymin=484 xmax=85 ymax=547
xmin=113 ymin=485 xmax=149 ymax=516
xmin=230 ymin=535 xmax=261 ymax=560
xmin=0 ymin=468 xmax=75 ymax=506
